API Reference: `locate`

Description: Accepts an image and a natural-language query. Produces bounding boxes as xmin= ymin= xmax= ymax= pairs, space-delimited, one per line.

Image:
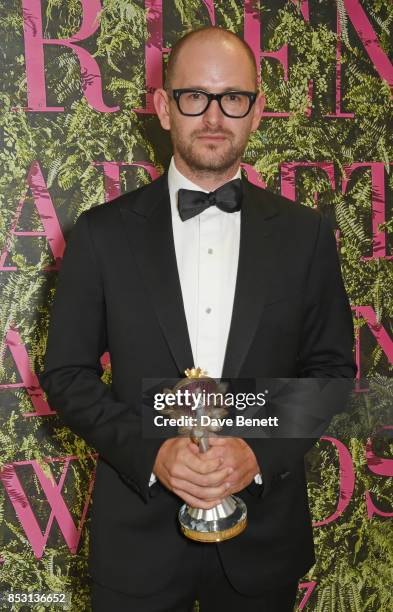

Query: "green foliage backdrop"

xmin=0 ymin=1 xmax=392 ymax=610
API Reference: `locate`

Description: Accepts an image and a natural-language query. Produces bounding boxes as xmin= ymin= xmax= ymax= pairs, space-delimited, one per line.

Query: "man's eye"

xmin=227 ymin=94 xmax=240 ymax=102
xmin=188 ymin=92 xmax=202 ymax=100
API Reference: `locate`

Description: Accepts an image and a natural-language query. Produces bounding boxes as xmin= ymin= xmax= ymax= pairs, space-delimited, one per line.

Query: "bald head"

xmin=164 ymin=26 xmax=258 ymax=91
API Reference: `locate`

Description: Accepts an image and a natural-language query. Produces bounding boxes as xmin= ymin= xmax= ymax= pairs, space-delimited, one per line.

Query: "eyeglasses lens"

xmin=178 ymin=92 xmax=250 ymax=117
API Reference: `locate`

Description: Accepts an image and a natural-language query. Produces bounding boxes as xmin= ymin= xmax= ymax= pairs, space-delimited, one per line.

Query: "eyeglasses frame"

xmin=167 ymin=88 xmax=258 ymax=118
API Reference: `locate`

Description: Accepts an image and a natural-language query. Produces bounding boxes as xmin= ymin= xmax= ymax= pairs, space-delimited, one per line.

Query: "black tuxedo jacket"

xmin=39 ymin=171 xmax=356 ymax=597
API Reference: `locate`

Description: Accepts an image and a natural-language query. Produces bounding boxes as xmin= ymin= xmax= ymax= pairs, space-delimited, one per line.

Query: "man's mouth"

xmin=197 ymin=134 xmax=227 ymax=140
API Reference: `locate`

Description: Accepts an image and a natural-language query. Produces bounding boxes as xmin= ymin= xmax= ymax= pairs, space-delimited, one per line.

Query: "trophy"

xmin=161 ymin=367 xmax=247 ymax=543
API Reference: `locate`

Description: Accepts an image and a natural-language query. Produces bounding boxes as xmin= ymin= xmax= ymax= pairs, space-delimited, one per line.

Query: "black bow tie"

xmin=177 ymin=178 xmax=243 ymax=221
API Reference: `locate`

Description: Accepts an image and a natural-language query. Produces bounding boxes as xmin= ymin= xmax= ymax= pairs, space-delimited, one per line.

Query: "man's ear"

xmin=153 ymin=88 xmax=171 ymax=131
xmin=250 ymin=90 xmax=265 ymax=133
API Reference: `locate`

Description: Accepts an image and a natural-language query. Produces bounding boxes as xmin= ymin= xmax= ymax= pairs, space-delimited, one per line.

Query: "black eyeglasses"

xmin=168 ymin=88 xmax=257 ymax=118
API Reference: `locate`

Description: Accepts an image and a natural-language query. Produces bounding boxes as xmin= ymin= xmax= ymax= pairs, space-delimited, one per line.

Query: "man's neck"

xmin=173 ymin=154 xmax=241 ymax=192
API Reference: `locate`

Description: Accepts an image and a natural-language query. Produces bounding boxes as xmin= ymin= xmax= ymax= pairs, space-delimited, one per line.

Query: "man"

xmin=39 ymin=26 xmax=356 ymax=611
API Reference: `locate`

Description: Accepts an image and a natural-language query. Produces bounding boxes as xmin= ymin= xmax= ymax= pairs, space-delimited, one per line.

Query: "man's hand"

xmin=204 ymin=437 xmax=261 ymax=495
xmin=153 ymin=437 xmax=234 ymax=509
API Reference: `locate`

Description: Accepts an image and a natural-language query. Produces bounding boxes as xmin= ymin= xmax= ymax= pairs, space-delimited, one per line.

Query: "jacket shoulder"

xmin=82 ymin=173 xmax=166 ymax=224
xmin=243 ymin=177 xmax=323 ymax=226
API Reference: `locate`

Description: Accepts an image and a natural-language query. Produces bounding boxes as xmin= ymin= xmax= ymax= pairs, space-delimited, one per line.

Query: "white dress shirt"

xmin=149 ymin=156 xmax=262 ymax=486
xmin=169 ymin=155 xmax=241 ymax=377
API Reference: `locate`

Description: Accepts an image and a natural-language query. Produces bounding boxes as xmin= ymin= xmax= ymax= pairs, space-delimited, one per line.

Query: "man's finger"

xmin=172 ymin=488 xmax=224 ymax=510
xmin=207 ymin=436 xmax=235 ymax=446
xmin=185 ymin=453 xmax=225 ymax=475
xmin=168 ymin=465 xmax=233 ymax=488
xmin=170 ymin=478 xmax=231 ymax=501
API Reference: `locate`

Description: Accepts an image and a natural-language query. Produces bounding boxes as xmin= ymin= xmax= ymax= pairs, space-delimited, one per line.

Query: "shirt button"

xmin=208 ymin=248 xmax=213 ymax=254
xmin=206 ymin=307 xmax=212 ymax=314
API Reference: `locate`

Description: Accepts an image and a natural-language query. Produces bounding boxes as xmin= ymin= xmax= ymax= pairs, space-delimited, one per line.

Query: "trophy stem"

xmin=188 ymin=496 xmax=237 ymax=520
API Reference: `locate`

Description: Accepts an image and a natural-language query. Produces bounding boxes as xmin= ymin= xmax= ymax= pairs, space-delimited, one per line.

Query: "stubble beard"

xmin=171 ymin=126 xmax=248 ymax=174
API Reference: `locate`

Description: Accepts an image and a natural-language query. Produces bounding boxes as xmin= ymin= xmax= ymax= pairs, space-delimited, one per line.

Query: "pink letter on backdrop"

xmin=240 ymin=163 xmax=266 ymax=189
xmin=133 ymin=0 xmax=165 ymax=114
xmin=313 ymin=436 xmax=355 ymax=526
xmin=298 ymin=581 xmax=317 ymax=610
xmin=244 ymin=0 xmax=288 ymax=117
xmin=21 ymin=0 xmax=118 ymax=112
xmin=352 ymin=306 xmax=393 ymax=379
xmin=244 ymin=1 xmax=313 ymax=117
xmin=342 ymin=163 xmax=392 ymax=261
xmin=100 ymin=351 xmax=111 ymax=372
xmin=0 ymin=325 xmax=55 ymax=416
xmin=0 ymin=456 xmax=96 ymax=558
xmin=0 ymin=161 xmax=65 ymax=272
xmin=365 ymin=426 xmax=393 ymax=518
xmin=344 ymin=0 xmax=393 ymax=97
xmin=325 ymin=8 xmax=355 ymax=119
xmin=92 ymin=161 xmax=161 ymax=200
xmin=134 ymin=0 xmax=215 ymax=114
xmin=280 ymin=162 xmax=335 ymax=203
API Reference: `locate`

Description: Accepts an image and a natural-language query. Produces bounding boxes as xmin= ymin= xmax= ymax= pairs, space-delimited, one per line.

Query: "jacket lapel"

xmin=118 ymin=171 xmax=281 ymax=380
xmin=221 ymin=176 xmax=281 ymax=378
xmin=118 ymin=172 xmax=194 ymax=375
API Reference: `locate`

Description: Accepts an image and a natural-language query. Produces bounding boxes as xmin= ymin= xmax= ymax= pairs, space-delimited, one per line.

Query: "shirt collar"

xmin=167 ymin=155 xmax=241 ymax=220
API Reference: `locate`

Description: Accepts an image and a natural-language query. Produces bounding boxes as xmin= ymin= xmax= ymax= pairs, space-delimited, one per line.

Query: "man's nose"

xmin=202 ymin=98 xmax=224 ymax=125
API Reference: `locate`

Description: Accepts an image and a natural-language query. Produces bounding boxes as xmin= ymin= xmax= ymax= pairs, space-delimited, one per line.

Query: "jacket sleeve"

xmin=38 ymin=211 xmax=163 ymax=503
xmin=246 ymin=214 xmax=356 ymax=499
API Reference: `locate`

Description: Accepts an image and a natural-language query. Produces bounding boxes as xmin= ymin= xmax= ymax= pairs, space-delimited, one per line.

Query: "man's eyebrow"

xmin=178 ymin=86 xmax=252 ymax=92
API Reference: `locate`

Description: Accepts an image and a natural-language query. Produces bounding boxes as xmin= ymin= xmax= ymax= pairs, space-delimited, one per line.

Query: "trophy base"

xmin=179 ymin=495 xmax=247 ymax=543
